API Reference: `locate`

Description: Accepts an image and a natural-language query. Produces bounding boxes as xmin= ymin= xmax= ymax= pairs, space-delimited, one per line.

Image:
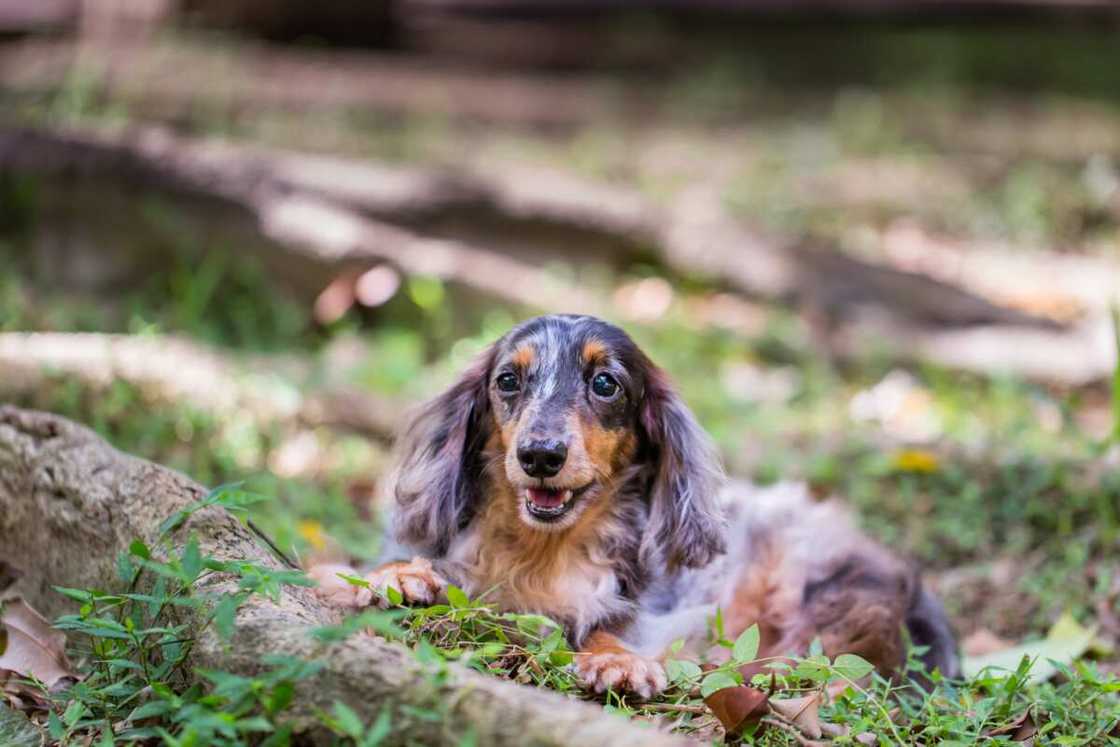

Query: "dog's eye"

xmin=496 ymin=372 xmax=520 ymax=393
xmin=591 ymin=372 xmax=620 ymax=399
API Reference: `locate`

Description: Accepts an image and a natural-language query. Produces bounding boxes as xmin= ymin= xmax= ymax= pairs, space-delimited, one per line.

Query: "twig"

xmin=760 ymin=717 xmax=819 ymax=746
xmin=642 ymin=703 xmax=709 ymax=715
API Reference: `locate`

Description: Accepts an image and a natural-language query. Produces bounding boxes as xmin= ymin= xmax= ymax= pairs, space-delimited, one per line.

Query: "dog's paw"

xmin=365 ymin=557 xmax=446 ymax=608
xmin=576 ymin=650 xmax=668 ymax=700
xmin=308 ymin=563 xmax=373 ymax=608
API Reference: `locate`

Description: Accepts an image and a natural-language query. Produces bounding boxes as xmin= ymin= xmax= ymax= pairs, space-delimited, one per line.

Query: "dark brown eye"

xmin=496 ymin=372 xmax=520 ymax=393
xmin=591 ymin=372 xmax=620 ymax=399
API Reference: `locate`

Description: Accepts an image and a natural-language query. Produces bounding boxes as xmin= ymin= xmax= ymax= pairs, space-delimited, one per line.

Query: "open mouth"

xmin=523 ymin=484 xmax=591 ymax=522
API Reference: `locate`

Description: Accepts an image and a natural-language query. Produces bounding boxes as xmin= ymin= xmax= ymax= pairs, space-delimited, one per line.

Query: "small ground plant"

xmin=10 ymin=484 xmax=1112 ymax=747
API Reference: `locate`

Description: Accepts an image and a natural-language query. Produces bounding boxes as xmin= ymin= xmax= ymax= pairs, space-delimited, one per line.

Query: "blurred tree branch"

xmin=0 ymin=332 xmax=403 ymax=442
xmin=1 ymin=123 xmax=1114 ymax=384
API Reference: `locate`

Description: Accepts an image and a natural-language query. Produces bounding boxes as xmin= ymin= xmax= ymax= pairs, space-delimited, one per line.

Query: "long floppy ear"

xmin=387 ymin=348 xmax=495 ymax=557
xmin=639 ymin=367 xmax=727 ymax=571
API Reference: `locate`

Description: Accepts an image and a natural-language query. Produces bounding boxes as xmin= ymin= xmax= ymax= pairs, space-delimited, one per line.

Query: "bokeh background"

xmin=1 ymin=0 xmax=1119 ymax=680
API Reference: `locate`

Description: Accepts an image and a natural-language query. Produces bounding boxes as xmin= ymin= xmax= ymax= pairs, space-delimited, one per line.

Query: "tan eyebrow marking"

xmin=511 ymin=344 xmax=536 ymax=368
xmin=582 ymin=339 xmax=608 ymax=365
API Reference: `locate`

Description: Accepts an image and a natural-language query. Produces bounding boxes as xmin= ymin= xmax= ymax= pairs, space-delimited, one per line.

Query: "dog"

xmin=311 ymin=314 xmax=958 ymax=697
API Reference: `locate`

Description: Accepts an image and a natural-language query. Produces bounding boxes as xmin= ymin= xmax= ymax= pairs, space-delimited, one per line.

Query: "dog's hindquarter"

xmin=625 ymin=481 xmax=959 ymax=678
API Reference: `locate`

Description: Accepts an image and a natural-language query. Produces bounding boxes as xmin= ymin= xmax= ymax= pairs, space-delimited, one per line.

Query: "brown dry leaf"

xmin=0 ymin=598 xmax=77 ymax=693
xmin=769 ymin=691 xmax=824 ymax=739
xmin=703 ymin=685 xmax=769 ymax=734
xmin=855 ymin=732 xmax=877 ymax=745
xmin=985 ymin=708 xmax=1039 ymax=741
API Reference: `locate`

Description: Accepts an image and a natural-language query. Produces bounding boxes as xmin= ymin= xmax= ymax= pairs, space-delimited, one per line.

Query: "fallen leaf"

xmin=820 ymin=721 xmax=850 ymax=738
xmin=855 ymin=732 xmax=877 ymax=745
xmin=0 ymin=702 xmax=43 ymax=747
xmin=769 ymin=691 xmax=823 ymax=739
xmin=985 ymin=708 xmax=1039 ymax=741
xmin=961 ymin=611 xmax=1096 ymax=683
xmin=704 ymin=685 xmax=769 ymax=733
xmin=0 ymin=598 xmax=77 ymax=693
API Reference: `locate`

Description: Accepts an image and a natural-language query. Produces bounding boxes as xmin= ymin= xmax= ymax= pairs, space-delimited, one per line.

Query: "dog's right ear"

xmin=387 ymin=347 xmax=495 ymax=556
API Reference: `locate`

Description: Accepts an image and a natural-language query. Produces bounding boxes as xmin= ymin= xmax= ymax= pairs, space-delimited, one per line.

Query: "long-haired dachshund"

xmin=312 ymin=314 xmax=958 ymax=697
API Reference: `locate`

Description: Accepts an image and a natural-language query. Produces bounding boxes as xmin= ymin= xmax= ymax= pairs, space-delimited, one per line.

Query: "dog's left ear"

xmin=386 ymin=346 xmax=495 ymax=557
xmin=639 ymin=367 xmax=727 ymax=571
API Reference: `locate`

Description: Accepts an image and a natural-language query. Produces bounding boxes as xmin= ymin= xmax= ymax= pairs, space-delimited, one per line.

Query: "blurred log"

xmin=0 ymin=126 xmax=605 ymax=315
xmin=0 ymin=332 xmax=403 ymax=441
xmin=0 ymin=124 xmax=1037 ymax=319
xmin=3 ymin=123 xmax=1112 ymax=384
xmin=0 ymin=0 xmax=79 ymax=33
xmin=0 ymin=38 xmax=624 ymax=129
xmin=0 ymin=405 xmax=685 ymax=747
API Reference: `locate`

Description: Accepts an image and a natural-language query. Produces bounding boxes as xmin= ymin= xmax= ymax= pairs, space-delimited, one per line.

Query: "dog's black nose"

xmin=517 ymin=439 xmax=568 ymax=478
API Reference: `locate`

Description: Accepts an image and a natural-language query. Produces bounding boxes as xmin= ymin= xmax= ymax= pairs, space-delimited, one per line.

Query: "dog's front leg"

xmin=575 ymin=630 xmax=668 ymax=700
xmin=309 ymin=556 xmax=448 ymax=609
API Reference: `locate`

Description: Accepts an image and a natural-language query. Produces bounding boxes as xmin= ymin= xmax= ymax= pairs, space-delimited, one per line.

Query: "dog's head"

xmin=389 ymin=314 xmax=726 ymax=570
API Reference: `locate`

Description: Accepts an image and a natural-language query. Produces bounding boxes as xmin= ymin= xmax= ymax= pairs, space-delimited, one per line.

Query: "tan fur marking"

xmin=581 ymin=339 xmax=607 ymax=365
xmin=511 ymin=345 xmax=536 ymax=369
xmin=581 ymin=630 xmax=631 ymax=657
xmin=717 ymin=541 xmax=805 ymax=665
xmin=580 ymin=417 xmax=637 ymax=476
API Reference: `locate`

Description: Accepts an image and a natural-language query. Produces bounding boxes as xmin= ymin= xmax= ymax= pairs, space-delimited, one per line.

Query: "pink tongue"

xmin=527 ymin=487 xmax=566 ymax=508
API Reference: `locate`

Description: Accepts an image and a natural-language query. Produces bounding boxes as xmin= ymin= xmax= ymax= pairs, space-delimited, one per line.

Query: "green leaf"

xmin=338 ymin=573 xmax=370 ymax=589
xmin=0 ymin=702 xmax=45 ymax=747
xmin=446 ymin=585 xmax=470 ymax=609
xmin=213 ymin=594 xmax=242 ymax=640
xmin=267 ymin=682 xmax=295 ymax=716
xmin=832 ymin=653 xmax=875 ymax=681
xmin=116 ymin=551 xmax=136 ymax=583
xmin=665 ymin=658 xmax=703 ymax=686
xmin=507 ymin=613 xmax=560 ymax=636
xmin=62 ymin=699 xmax=85 ymax=728
xmin=700 ymin=670 xmax=740 ymax=698
xmin=181 ymin=537 xmax=202 ymax=583
xmin=236 ymin=716 xmax=274 ymax=733
xmin=331 ymin=702 xmax=365 ymax=738
xmin=52 ymin=586 xmax=92 ymax=603
xmin=384 ymin=586 xmax=403 ymax=606
xmin=793 ymin=654 xmax=832 ymax=683
xmin=732 ymin=624 xmax=760 ymax=664
xmin=129 ymin=700 xmax=174 ymax=721
xmin=129 ymin=540 xmax=151 ymax=560
xmin=46 ymin=712 xmax=63 ymax=741
xmin=360 ymin=707 xmax=392 ymax=747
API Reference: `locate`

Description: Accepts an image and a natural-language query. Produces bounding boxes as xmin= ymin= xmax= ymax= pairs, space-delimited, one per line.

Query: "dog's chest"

xmin=445 ymin=527 xmax=632 ymax=639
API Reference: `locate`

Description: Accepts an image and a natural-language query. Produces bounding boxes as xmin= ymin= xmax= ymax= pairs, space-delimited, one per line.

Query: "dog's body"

xmin=313 ymin=315 xmax=958 ymax=696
